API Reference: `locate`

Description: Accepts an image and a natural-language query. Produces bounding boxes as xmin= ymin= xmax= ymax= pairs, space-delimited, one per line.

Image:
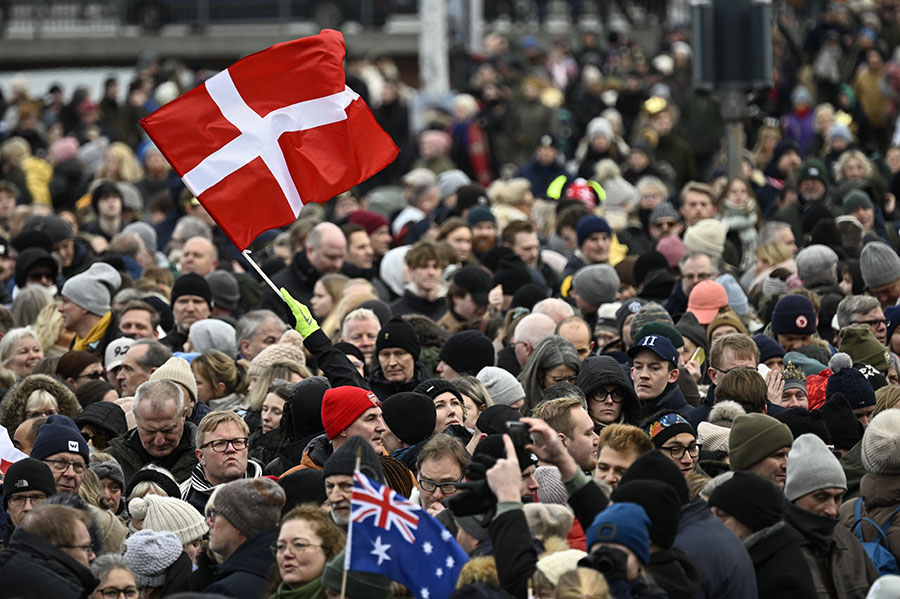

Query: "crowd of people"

xmin=6 ymin=2 xmax=900 ymax=599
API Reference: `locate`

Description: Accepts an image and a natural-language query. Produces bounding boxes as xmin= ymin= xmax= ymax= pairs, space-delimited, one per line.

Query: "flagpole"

xmin=241 ymin=249 xmax=282 ymax=296
xmin=341 ymin=448 xmax=363 ymax=599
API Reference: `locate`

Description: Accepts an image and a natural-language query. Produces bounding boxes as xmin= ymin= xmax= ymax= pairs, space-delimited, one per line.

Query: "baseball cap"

xmin=628 ymin=334 xmax=679 ymax=367
xmin=453 ymin=266 xmax=492 ymax=306
xmin=105 ymin=336 xmax=134 ymax=370
xmin=686 ymin=280 xmax=728 ymax=325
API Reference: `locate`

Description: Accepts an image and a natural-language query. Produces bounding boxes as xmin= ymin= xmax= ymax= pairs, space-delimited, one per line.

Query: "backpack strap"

xmin=877 ymin=504 xmax=900 ymax=536
xmin=853 ymin=499 xmax=897 ymax=546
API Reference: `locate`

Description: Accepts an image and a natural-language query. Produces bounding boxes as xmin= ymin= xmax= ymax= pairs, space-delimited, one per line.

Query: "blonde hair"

xmin=875 ymin=386 xmax=900 ymax=416
xmin=455 ymin=556 xmax=499 ymax=589
xmin=247 ymin=361 xmax=309 ymax=411
xmin=95 ymin=142 xmax=143 ymax=182
xmin=554 ymin=568 xmax=611 ymax=599
xmin=834 ymin=149 xmax=874 ymax=183
xmin=316 ymin=273 xmax=349 ymax=317
xmin=323 ymin=291 xmax=377 ymax=342
xmin=0 ymin=327 xmax=41 ymax=369
xmin=197 ymin=410 xmax=250 ymax=447
xmin=489 ymin=178 xmax=532 ymax=206
xmin=25 ymin=389 xmax=57 ymax=413
xmin=191 ymin=350 xmax=249 ymax=399
xmin=755 ymin=240 xmax=791 ymax=268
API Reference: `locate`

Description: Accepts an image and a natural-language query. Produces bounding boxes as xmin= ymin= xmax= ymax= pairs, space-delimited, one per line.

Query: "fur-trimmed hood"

xmin=0 ymin=373 xmax=81 ymax=431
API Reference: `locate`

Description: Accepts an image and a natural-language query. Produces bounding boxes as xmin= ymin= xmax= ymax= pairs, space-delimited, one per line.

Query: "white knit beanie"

xmin=149 ymin=357 xmax=198 ymax=403
xmin=784 ymin=433 xmax=847 ymax=502
xmin=862 ymin=410 xmax=900 ymax=475
xmin=698 ymin=421 xmax=731 ymax=453
xmin=683 ymin=219 xmax=726 ymax=261
xmin=536 ymin=549 xmax=588 ymax=586
xmin=129 ymin=494 xmax=208 ymax=545
xmin=124 ymin=529 xmax=183 ymax=588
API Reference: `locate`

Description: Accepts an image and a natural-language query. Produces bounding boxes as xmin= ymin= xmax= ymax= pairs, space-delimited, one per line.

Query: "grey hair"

xmin=342 ymin=308 xmax=379 ymax=338
xmin=131 ymin=339 xmax=172 ymax=371
xmin=836 ymin=295 xmax=881 ymax=329
xmin=173 ymin=215 xmax=212 ymax=242
xmin=134 ymin=379 xmax=185 ymax=415
xmin=635 ymin=175 xmax=668 ymax=197
xmin=518 ymin=335 xmax=582 ymax=415
xmin=235 ymin=310 xmax=285 ymax=350
xmin=0 ymin=326 xmax=40 ymax=366
xmin=91 ymin=553 xmax=135 ymax=582
xmin=758 ymin=222 xmax=792 ymax=246
xmin=10 ymin=286 xmax=54 ymax=327
xmin=678 ymin=250 xmax=719 ymax=274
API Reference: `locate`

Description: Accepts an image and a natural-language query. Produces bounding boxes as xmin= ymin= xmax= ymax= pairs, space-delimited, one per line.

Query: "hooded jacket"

xmin=576 ymin=355 xmax=641 ymax=428
xmin=0 ymin=527 xmax=98 ymax=599
xmin=204 ymin=526 xmax=279 ymax=599
xmin=0 ymin=373 xmax=82 ymax=432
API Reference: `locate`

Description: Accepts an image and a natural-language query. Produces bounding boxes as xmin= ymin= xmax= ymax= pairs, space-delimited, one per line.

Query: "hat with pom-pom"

xmin=862 ymin=410 xmax=900 ymax=475
xmin=128 ymin=494 xmax=208 ymax=545
xmin=708 ymin=400 xmax=746 ymax=428
xmin=826 ymin=352 xmax=876 ymax=409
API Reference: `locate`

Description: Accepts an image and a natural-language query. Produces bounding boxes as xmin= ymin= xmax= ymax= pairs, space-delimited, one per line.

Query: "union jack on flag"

xmin=347 ymin=470 xmax=469 ymax=599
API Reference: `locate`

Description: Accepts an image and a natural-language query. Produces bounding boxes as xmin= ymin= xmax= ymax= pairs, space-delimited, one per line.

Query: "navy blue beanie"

xmin=577 ymin=215 xmax=612 ymax=246
xmin=585 ymin=502 xmax=652 ymax=564
xmin=885 ymin=305 xmax=900 ymax=347
xmin=30 ymin=414 xmax=90 ymax=463
xmin=753 ymin=334 xmax=785 ymax=363
xmin=771 ymin=295 xmax=817 ymax=336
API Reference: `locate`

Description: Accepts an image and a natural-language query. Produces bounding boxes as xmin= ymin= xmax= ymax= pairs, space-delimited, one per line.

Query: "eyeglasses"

xmin=418 ymin=477 xmax=463 ymax=494
xmin=96 ymin=587 xmax=139 ymax=599
xmin=660 ymin=443 xmax=702 ymax=459
xmin=206 ymin=507 xmax=220 ymax=522
xmin=199 ymin=437 xmax=249 ymax=452
xmin=26 ymin=409 xmax=57 ymax=419
xmin=270 ymin=540 xmax=322 ymax=556
xmin=591 ymin=389 xmax=624 ymax=404
xmin=856 ymin=318 xmax=890 ymax=328
xmin=44 ymin=458 xmax=86 ymax=474
xmin=59 ymin=543 xmax=94 ymax=556
xmin=546 ymin=374 xmax=578 ymax=385
xmin=76 ymin=371 xmax=106 ymax=381
xmin=7 ymin=493 xmax=47 ymax=507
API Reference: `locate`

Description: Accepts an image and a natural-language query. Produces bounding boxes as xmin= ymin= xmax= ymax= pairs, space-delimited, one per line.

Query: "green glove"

xmin=280 ymin=287 xmax=320 ymax=338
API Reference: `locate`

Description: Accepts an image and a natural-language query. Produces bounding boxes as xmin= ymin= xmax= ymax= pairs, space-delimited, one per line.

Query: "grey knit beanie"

xmin=796 ymin=245 xmax=838 ymax=287
xmin=124 ymin=529 xmax=183 ymax=588
xmin=149 ymin=357 xmax=198 ymax=403
xmin=861 ymin=241 xmax=900 ymax=289
xmin=122 ymin=222 xmax=158 ymax=254
xmin=90 ymin=460 xmax=124 ymax=490
xmin=784 ymin=433 xmax=847 ymax=502
xmin=477 ymin=366 xmax=525 ymax=407
xmin=572 ymin=264 xmax=620 ymax=307
xmin=214 ymin=478 xmax=285 ymax=539
xmin=61 ymin=262 xmax=122 ymax=315
xmin=128 ymin=494 xmax=209 ymax=545
xmin=862 ymin=410 xmax=900 ymax=475
xmin=188 ymin=319 xmax=237 ymax=357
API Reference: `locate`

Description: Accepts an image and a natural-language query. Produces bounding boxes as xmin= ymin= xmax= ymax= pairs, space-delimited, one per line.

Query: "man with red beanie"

xmin=282 ymin=385 xmax=386 ymax=474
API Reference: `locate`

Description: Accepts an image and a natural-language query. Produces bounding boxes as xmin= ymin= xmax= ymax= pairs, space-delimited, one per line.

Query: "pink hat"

xmin=656 ymin=235 xmax=686 ymax=268
xmin=687 ymin=280 xmax=728 ymax=325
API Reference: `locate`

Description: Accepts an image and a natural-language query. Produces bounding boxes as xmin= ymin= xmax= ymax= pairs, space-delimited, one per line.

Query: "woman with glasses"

xmin=645 ymin=411 xmax=701 ymax=476
xmin=576 ymin=355 xmax=642 ymax=433
xmin=91 ymin=554 xmax=140 ymax=599
xmin=518 ymin=336 xmax=582 ymax=415
xmin=57 ymin=350 xmax=105 ymax=392
xmin=270 ymin=505 xmax=346 ymax=599
xmin=0 ymin=371 xmax=81 ymax=434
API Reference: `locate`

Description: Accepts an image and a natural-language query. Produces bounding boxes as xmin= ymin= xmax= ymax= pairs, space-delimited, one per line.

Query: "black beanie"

xmin=438 ymin=331 xmax=496 ymax=375
xmin=290 ymin=376 xmax=329 ymax=438
xmin=382 ymin=392 xmax=437 ymax=445
xmin=3 ymin=458 xmax=56 ymax=509
xmin=510 ymin=284 xmax=548 ymax=311
xmin=611 ymin=479 xmax=681 ymax=549
xmin=323 ymin=435 xmax=385 ymax=484
xmin=375 ymin=316 xmax=421 ymax=361
xmin=124 ymin=467 xmax=181 ymax=499
xmin=74 ymin=401 xmax=128 ymax=438
xmin=171 ymin=273 xmax=212 ymax=306
xmin=633 ymin=251 xmax=669 ymax=287
xmin=817 ymin=393 xmax=864 ymax=450
xmin=278 ymin=469 xmax=326 ymax=514
xmin=709 ymin=471 xmax=783 ymax=532
xmin=476 ymin=405 xmax=522 ymax=436
xmin=773 ymin=407 xmax=831 ymax=445
xmin=473 ymin=434 xmax=539 ymax=471
xmin=415 ymin=378 xmax=464 ymax=405
xmin=618 ymin=449 xmax=690 ymax=506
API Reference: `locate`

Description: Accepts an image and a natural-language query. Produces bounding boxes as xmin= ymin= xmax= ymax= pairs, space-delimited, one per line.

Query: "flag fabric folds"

xmin=0 ymin=424 xmax=27 ymax=476
xmin=347 ymin=470 xmax=469 ymax=599
xmin=140 ymin=29 xmax=399 ymax=250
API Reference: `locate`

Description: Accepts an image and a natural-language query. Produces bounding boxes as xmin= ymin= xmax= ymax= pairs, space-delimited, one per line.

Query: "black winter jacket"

xmin=368 ymin=361 xmax=431 ymax=401
xmin=0 ymin=528 xmax=98 ymax=599
xmin=744 ymin=521 xmax=816 ymax=599
xmin=204 ymin=527 xmax=279 ymax=599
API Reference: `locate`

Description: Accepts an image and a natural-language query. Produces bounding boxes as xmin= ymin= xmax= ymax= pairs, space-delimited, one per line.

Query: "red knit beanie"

xmin=321 ymin=386 xmax=381 ymax=439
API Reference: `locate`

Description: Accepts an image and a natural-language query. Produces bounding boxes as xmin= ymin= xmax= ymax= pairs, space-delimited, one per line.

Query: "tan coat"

xmin=839 ymin=472 xmax=900 ymax=565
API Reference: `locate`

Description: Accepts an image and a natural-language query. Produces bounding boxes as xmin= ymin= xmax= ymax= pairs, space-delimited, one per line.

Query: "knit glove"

xmin=280 ymin=287 xmax=320 ymax=337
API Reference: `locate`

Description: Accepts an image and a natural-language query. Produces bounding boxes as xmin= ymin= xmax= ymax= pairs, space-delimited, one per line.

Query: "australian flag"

xmin=346 ymin=470 xmax=469 ymax=599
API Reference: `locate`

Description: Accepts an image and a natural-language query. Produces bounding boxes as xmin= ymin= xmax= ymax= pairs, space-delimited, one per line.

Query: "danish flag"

xmin=0 ymin=424 xmax=27 ymax=476
xmin=351 ymin=470 xmax=420 ymax=543
xmin=140 ymin=29 xmax=399 ymax=250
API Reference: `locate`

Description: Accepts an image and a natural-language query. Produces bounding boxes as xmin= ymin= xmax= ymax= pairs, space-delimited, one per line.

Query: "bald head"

xmin=532 ymin=298 xmax=575 ymax=323
xmin=179 ymin=236 xmax=218 ymax=276
xmin=306 ymin=222 xmax=347 ymax=274
xmin=512 ymin=313 xmax=556 ymax=367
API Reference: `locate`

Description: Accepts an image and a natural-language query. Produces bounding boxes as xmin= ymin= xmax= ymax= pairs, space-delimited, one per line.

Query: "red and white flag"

xmin=140 ymin=29 xmax=399 ymax=250
xmin=0 ymin=424 xmax=27 ymax=477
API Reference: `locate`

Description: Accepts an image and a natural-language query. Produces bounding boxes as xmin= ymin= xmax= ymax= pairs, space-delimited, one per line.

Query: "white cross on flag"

xmin=140 ymin=29 xmax=399 ymax=250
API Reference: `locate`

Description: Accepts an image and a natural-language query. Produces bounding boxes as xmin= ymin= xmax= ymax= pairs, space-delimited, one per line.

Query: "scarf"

xmin=72 ymin=311 xmax=111 ymax=351
xmin=270 ymin=577 xmax=324 ymax=599
xmin=783 ymin=500 xmax=838 ymax=552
